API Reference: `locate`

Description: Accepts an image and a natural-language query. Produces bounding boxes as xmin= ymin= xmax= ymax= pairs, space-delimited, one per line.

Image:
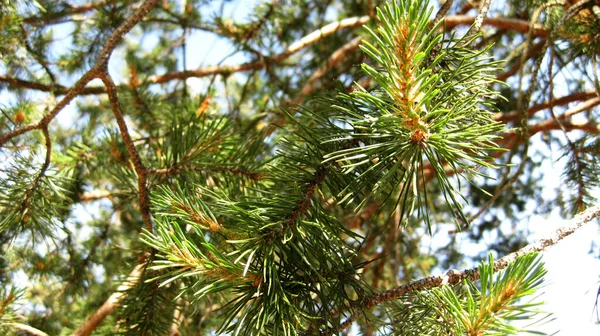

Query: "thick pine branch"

xmin=322 ymin=205 xmax=600 ymax=335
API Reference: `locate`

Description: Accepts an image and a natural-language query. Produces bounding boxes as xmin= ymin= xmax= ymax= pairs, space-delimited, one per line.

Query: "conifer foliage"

xmin=1 ymin=0 xmax=600 ymax=335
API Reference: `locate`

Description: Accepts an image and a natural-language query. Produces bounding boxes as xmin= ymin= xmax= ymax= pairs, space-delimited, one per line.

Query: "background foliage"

xmin=0 ymin=0 xmax=599 ymax=335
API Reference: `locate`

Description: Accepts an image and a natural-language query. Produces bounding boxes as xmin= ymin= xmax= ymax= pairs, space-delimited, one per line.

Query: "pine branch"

xmin=298 ymin=36 xmax=363 ymax=98
xmin=322 ymin=204 xmax=600 ymax=335
xmin=16 ymin=126 xmax=52 ymax=224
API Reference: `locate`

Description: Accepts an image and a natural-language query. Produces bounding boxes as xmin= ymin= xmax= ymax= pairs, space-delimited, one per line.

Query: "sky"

xmin=4 ymin=0 xmax=600 ymax=334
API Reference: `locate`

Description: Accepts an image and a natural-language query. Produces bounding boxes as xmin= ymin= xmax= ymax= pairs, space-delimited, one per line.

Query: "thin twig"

xmin=298 ymin=36 xmax=363 ymax=98
xmin=431 ymin=0 xmax=454 ymax=28
xmin=0 ymin=75 xmax=106 ymax=95
xmin=493 ymin=90 xmax=598 ymax=123
xmin=461 ymin=0 xmax=493 ymax=43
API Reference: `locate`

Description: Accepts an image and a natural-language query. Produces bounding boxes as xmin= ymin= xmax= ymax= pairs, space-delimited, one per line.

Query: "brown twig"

xmin=100 ymin=71 xmax=152 ymax=231
xmin=321 ymin=204 xmax=600 ymax=335
xmin=286 ymin=165 xmax=329 ymax=229
xmin=431 ymin=0 xmax=454 ymax=29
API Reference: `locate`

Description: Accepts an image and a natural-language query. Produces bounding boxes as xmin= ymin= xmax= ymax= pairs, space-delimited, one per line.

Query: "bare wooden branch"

xmin=79 ymin=190 xmax=115 ymax=202
xmin=100 ymin=71 xmax=152 ymax=231
xmin=494 ymin=91 xmax=598 ymax=124
xmin=431 ymin=0 xmax=454 ymax=28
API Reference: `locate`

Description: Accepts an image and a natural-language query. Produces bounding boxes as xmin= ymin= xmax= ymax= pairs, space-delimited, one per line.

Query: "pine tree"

xmin=1 ymin=0 xmax=600 ymax=335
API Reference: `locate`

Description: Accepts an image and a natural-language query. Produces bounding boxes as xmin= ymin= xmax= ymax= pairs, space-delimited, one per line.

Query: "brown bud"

xmin=14 ymin=110 xmax=25 ymax=123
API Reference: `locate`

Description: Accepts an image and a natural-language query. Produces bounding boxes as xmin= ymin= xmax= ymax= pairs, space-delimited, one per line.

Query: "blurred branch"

xmin=0 ymin=75 xmax=107 ymax=95
xmin=324 ymin=204 xmax=600 ymax=335
xmin=79 ymin=190 xmax=120 ymax=202
xmin=445 ymin=15 xmax=548 ymax=37
xmin=148 ymin=16 xmax=370 ymax=83
xmin=10 ymin=323 xmax=49 ymax=336
xmin=22 ymin=0 xmax=118 ymax=25
xmin=71 ymin=263 xmax=144 ymax=336
xmin=496 ymin=39 xmax=547 ymax=82
xmin=432 ymin=0 xmax=454 ymax=28
xmin=297 ymin=37 xmax=363 ymax=98
xmin=494 ymin=90 xmax=599 ymax=122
